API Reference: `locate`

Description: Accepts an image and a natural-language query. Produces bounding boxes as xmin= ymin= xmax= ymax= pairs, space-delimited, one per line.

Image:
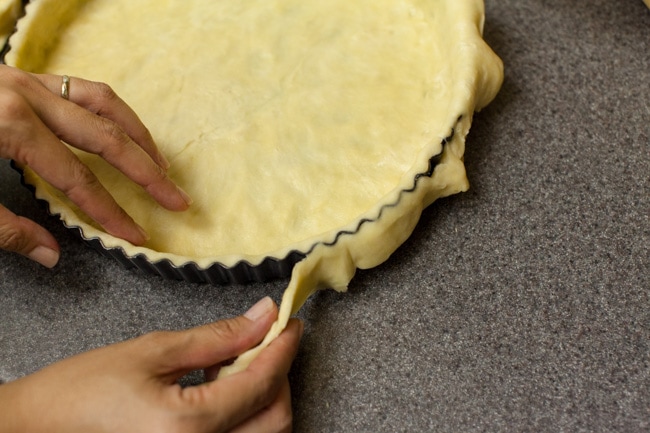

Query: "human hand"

xmin=0 ymin=65 xmax=192 ymax=268
xmin=0 ymin=296 xmax=302 ymax=433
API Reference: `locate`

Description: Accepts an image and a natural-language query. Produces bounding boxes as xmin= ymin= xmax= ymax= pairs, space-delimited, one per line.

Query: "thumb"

xmin=151 ymin=297 xmax=278 ymax=378
xmin=0 ymin=204 xmax=60 ymax=268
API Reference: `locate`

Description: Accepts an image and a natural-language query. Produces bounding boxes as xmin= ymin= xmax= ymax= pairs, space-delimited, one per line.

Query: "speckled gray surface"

xmin=1 ymin=0 xmax=649 ymax=432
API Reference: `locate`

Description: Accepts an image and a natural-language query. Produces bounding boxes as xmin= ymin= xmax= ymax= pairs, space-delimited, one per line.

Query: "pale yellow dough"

xmin=6 ymin=0 xmax=503 ymax=375
xmin=0 ymin=0 xmax=20 ymax=46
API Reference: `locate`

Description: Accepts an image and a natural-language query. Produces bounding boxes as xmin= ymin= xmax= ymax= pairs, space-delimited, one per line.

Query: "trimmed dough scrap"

xmin=5 ymin=0 xmax=503 ymax=375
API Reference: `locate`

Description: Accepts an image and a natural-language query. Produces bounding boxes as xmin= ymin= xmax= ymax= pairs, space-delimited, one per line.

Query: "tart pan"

xmin=4 ymin=0 xmax=504 ymax=285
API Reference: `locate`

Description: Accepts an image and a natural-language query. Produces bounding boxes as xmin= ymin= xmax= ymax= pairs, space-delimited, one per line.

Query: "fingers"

xmin=34 ymin=73 xmax=169 ymax=170
xmin=149 ymin=297 xmax=279 ymax=379
xmin=27 ymin=72 xmax=192 ymax=212
xmin=0 ymin=65 xmax=193 ymax=249
xmin=229 ymin=379 xmax=293 ymax=433
xmin=0 ymin=204 xmax=60 ymax=267
xmin=0 ymin=298 xmax=300 ymax=433
xmin=190 ymin=319 xmax=303 ymax=432
xmin=0 ymin=91 xmax=149 ymax=245
xmin=148 ymin=296 xmax=303 ymax=433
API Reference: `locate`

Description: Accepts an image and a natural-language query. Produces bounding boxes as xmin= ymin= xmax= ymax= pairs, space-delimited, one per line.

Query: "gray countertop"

xmin=1 ymin=0 xmax=648 ymax=431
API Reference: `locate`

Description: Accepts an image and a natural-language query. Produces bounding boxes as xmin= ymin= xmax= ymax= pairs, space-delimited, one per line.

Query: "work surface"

xmin=1 ymin=1 xmax=648 ymax=431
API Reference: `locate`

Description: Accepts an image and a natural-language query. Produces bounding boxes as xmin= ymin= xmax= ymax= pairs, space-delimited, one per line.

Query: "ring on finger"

xmin=61 ymin=75 xmax=70 ymax=100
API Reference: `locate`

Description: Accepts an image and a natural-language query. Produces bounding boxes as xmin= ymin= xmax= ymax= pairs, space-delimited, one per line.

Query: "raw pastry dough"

xmin=0 ymin=0 xmax=20 ymax=48
xmin=6 ymin=0 xmax=503 ymax=375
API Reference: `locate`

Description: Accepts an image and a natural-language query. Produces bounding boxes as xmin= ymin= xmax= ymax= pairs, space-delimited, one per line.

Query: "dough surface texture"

xmin=6 ymin=0 xmax=503 ymax=374
xmin=0 ymin=0 xmax=20 ymax=46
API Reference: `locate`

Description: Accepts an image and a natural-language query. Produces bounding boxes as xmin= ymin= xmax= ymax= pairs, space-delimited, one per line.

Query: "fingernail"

xmin=177 ymin=185 xmax=193 ymax=206
xmin=28 ymin=246 xmax=60 ymax=268
xmin=244 ymin=296 xmax=274 ymax=321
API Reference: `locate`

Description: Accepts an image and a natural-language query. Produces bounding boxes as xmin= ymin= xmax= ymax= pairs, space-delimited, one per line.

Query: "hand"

xmin=0 ymin=65 xmax=192 ymax=268
xmin=0 ymin=296 xmax=303 ymax=433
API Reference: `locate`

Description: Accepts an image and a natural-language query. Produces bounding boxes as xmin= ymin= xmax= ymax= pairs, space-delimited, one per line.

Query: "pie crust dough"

xmin=6 ymin=0 xmax=503 ymax=375
xmin=0 ymin=0 xmax=20 ymax=47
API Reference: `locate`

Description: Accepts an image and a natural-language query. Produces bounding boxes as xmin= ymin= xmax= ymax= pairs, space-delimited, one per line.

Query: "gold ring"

xmin=61 ymin=75 xmax=70 ymax=100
